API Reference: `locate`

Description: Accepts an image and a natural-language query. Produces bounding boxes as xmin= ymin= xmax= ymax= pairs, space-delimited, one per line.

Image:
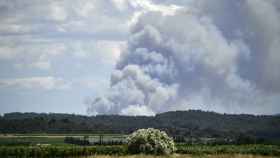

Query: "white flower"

xmin=126 ymin=128 xmax=176 ymax=154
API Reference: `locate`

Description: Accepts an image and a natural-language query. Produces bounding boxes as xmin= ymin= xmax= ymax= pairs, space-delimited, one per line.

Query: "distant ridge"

xmin=2 ymin=109 xmax=277 ymax=119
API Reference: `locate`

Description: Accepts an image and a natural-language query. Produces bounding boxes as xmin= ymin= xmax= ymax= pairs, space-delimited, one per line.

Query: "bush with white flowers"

xmin=126 ymin=128 xmax=176 ymax=155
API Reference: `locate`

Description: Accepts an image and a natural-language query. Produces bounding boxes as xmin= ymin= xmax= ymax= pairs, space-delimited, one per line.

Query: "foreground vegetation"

xmin=0 ymin=133 xmax=280 ymax=157
xmin=81 ymin=155 xmax=280 ymax=158
xmin=0 ymin=144 xmax=279 ymax=157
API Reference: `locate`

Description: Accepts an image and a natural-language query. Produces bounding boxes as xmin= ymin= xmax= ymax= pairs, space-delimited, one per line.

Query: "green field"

xmin=0 ymin=134 xmax=279 ymax=157
xmin=0 ymin=134 xmax=126 ymax=146
xmin=0 ymin=135 xmax=66 ymax=146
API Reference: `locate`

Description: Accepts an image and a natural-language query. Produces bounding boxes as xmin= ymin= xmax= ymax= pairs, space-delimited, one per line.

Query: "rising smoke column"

xmin=87 ymin=0 xmax=280 ymax=116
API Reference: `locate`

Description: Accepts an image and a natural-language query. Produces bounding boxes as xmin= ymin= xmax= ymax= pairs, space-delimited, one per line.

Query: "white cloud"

xmin=15 ymin=60 xmax=51 ymax=70
xmin=70 ymin=0 xmax=96 ymax=18
xmin=30 ymin=61 xmax=51 ymax=70
xmin=69 ymin=40 xmax=126 ymax=63
xmin=0 ymin=46 xmax=17 ymax=60
xmin=112 ymin=0 xmax=129 ymax=11
xmin=50 ymin=2 xmax=68 ymax=22
xmin=0 ymin=0 xmax=129 ymax=71
xmin=0 ymin=42 xmax=66 ymax=70
xmin=0 ymin=77 xmax=71 ymax=90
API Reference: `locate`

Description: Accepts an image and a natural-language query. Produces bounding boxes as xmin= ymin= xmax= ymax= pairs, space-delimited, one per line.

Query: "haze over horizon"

xmin=0 ymin=0 xmax=280 ymax=116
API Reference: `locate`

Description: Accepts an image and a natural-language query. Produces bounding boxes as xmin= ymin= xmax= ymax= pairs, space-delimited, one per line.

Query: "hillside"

xmin=1 ymin=110 xmax=280 ymax=143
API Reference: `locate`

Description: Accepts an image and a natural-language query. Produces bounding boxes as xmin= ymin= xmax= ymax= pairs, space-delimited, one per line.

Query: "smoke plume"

xmin=87 ymin=0 xmax=280 ymax=115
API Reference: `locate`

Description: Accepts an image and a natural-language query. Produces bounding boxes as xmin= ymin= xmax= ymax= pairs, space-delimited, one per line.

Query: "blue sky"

xmin=1 ymin=0 xmax=280 ymax=115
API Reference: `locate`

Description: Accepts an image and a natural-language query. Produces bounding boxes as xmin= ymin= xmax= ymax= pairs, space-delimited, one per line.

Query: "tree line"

xmin=0 ymin=110 xmax=280 ymax=144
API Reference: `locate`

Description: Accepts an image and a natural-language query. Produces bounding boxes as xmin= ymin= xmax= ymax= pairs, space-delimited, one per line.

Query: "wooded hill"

xmin=1 ymin=110 xmax=280 ymax=144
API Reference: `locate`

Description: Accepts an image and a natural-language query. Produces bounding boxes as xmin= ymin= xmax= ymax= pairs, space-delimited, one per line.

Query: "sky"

xmin=0 ymin=0 xmax=280 ymax=116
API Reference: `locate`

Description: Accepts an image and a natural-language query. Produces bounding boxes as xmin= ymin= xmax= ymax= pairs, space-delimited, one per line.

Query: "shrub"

xmin=126 ymin=128 xmax=176 ymax=155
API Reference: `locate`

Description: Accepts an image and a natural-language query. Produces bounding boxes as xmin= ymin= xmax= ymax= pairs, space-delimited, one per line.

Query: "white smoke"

xmin=87 ymin=0 xmax=280 ymax=116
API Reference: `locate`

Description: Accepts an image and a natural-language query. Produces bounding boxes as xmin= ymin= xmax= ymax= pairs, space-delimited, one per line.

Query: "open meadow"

xmin=0 ymin=134 xmax=279 ymax=158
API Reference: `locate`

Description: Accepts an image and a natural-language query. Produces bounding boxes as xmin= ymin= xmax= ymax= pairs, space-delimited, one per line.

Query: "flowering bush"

xmin=126 ymin=128 xmax=176 ymax=155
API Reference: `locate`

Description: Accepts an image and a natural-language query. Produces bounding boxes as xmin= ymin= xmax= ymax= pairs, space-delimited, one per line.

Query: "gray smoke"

xmin=87 ymin=0 xmax=280 ymax=115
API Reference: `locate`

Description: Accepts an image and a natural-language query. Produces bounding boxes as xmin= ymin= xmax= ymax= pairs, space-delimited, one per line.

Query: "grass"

xmin=81 ymin=154 xmax=279 ymax=158
xmin=0 ymin=144 xmax=279 ymax=157
xmin=0 ymin=136 xmax=66 ymax=146
xmin=176 ymin=144 xmax=280 ymax=156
